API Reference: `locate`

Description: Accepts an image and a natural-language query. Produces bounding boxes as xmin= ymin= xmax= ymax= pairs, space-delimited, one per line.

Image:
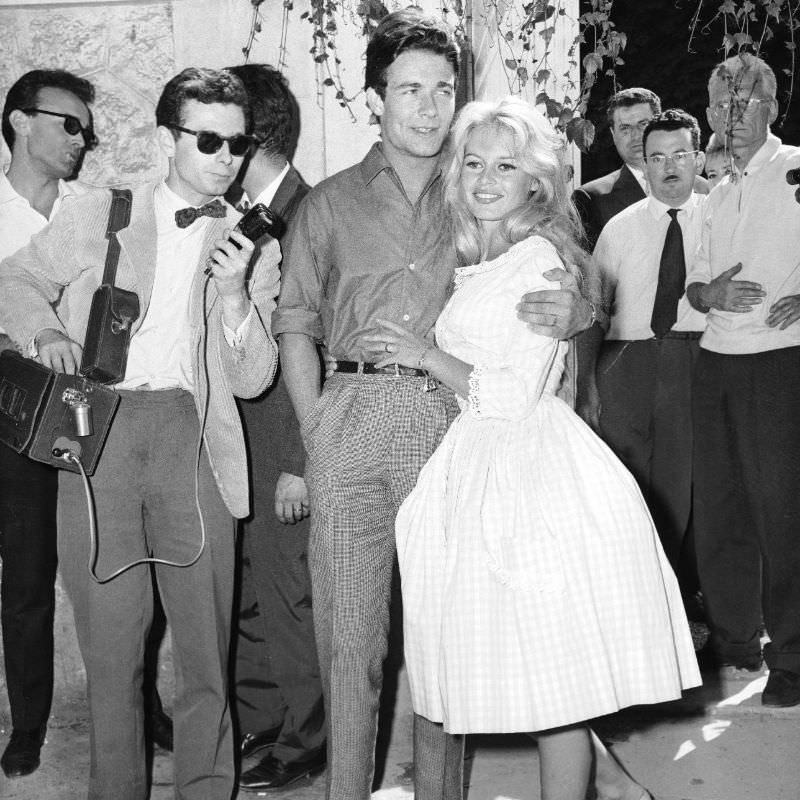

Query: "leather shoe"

xmin=146 ymin=706 xmax=174 ymax=752
xmin=762 ymin=668 xmax=800 ymax=707
xmin=1 ymin=726 xmax=46 ymax=778
xmin=239 ymin=752 xmax=326 ymax=791
xmin=240 ymin=724 xmax=283 ymax=758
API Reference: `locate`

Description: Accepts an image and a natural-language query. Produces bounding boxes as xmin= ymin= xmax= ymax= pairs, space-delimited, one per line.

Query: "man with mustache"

xmin=589 ymin=109 xmax=707 ymax=582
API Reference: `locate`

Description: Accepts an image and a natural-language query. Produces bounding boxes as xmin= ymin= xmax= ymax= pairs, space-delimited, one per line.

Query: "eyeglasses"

xmin=20 ymin=108 xmax=98 ymax=150
xmin=167 ymin=125 xmax=254 ymax=157
xmin=710 ymin=97 xmax=771 ymax=117
xmin=646 ymin=150 xmax=700 ymax=168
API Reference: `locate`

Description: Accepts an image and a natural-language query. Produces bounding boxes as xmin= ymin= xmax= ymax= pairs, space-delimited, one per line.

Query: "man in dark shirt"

xmin=274 ymin=9 xmax=592 ymax=799
xmin=224 ymin=63 xmax=326 ymax=791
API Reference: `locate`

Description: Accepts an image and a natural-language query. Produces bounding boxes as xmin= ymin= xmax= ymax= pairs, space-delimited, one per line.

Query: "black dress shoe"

xmin=763 ymin=668 xmax=800 ymax=707
xmin=239 ymin=752 xmax=326 ymax=791
xmin=146 ymin=706 xmax=174 ymax=752
xmin=240 ymin=724 xmax=283 ymax=758
xmin=1 ymin=726 xmax=46 ymax=778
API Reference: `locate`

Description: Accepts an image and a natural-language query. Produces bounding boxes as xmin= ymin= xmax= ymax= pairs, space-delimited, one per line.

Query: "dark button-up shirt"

xmin=272 ymin=143 xmax=457 ymax=360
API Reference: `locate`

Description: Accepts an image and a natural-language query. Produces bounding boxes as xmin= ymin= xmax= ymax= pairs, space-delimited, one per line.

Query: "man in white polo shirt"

xmin=686 ymin=53 xmax=800 ymax=706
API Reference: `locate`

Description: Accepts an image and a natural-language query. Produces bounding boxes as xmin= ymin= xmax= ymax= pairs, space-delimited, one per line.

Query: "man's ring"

xmin=385 ymin=342 xmax=392 ymax=353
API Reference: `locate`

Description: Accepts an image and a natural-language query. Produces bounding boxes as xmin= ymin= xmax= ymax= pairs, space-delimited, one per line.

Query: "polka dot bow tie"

xmin=174 ymin=199 xmax=227 ymax=228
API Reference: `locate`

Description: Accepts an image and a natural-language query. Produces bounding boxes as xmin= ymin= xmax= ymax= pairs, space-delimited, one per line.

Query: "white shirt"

xmin=240 ymin=161 xmax=290 ymax=209
xmin=628 ymin=164 xmax=648 ymax=195
xmin=0 ymin=173 xmax=85 ymax=334
xmin=686 ymin=133 xmax=800 ymax=354
xmin=594 ymin=192 xmax=708 ymax=340
xmin=120 ymin=183 xmax=252 ymax=390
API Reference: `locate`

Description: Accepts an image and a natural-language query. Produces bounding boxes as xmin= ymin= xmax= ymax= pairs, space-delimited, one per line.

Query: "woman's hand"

xmin=361 ymin=318 xmax=432 ymax=369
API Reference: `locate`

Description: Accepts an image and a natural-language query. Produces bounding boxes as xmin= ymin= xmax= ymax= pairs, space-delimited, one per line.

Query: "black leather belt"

xmin=334 ymin=360 xmax=427 ymax=377
xmin=607 ymin=331 xmax=702 ymax=343
xmin=657 ymin=331 xmax=702 ymax=340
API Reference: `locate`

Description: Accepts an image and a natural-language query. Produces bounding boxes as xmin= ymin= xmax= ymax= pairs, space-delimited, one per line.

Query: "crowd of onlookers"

xmin=0 ymin=6 xmax=798 ymax=800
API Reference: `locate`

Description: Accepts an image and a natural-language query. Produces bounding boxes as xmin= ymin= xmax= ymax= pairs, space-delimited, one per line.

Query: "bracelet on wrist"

xmin=418 ymin=345 xmax=434 ymax=371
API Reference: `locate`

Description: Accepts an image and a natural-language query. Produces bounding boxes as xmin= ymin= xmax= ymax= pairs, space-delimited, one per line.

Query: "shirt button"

xmin=409 ymin=263 xmax=415 ymax=271
xmin=403 ymin=314 xmax=410 ymax=322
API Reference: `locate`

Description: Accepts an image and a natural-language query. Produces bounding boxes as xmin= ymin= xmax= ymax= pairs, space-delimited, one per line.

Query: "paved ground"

xmin=2 ymin=658 xmax=799 ymax=800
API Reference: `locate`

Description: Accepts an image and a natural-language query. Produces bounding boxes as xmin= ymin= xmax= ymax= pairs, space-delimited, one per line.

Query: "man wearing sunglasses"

xmin=0 ymin=67 xmax=281 ymax=800
xmin=589 ymin=109 xmax=707 ymax=601
xmin=0 ymin=68 xmax=95 ymax=781
xmin=686 ymin=53 xmax=800 ymax=708
xmin=0 ymin=68 xmax=175 ymax=779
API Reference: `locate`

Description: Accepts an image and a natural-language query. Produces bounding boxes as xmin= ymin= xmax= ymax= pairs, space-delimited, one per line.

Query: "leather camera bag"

xmin=80 ymin=188 xmax=140 ymax=384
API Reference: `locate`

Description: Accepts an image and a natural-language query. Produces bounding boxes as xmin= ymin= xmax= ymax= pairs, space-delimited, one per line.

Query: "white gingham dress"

xmin=396 ymin=235 xmax=701 ymax=735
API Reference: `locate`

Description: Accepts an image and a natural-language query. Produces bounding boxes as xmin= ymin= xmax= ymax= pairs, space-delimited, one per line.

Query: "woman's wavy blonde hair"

xmin=444 ymin=96 xmax=589 ymax=277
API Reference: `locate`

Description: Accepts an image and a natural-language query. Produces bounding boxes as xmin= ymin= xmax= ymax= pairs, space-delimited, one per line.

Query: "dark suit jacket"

xmin=238 ymin=165 xmax=311 ymax=508
xmin=573 ymin=164 xmax=708 ymax=251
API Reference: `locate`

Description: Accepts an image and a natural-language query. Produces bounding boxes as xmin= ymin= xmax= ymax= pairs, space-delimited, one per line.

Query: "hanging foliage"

xmin=239 ymin=0 xmax=799 ymax=152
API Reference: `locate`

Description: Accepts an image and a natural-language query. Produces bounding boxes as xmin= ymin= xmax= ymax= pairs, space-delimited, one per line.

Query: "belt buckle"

xmin=422 ymin=373 xmax=438 ymax=392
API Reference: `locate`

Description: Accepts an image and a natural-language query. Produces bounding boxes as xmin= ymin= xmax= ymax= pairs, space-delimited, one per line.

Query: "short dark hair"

xmin=606 ymin=87 xmax=661 ymax=126
xmin=156 ymin=67 xmax=250 ymax=135
xmin=2 ymin=69 xmax=95 ymax=150
xmin=365 ymin=7 xmax=460 ymax=97
xmin=642 ymin=108 xmax=701 ymax=155
xmin=226 ymin=64 xmax=296 ymax=159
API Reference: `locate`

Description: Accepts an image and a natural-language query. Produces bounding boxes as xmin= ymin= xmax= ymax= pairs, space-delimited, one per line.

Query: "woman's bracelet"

xmin=418 ymin=344 xmax=434 ymax=371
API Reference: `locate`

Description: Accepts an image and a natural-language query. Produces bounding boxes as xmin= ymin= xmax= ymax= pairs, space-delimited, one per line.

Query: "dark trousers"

xmin=597 ymin=337 xmax=699 ymax=568
xmin=693 ymin=346 xmax=800 ymax=671
xmin=0 ymin=446 xmax=58 ymax=731
xmin=58 ymin=390 xmax=235 ymax=800
xmin=235 ymin=468 xmax=325 ymax=763
xmin=302 ymin=374 xmax=464 ymax=800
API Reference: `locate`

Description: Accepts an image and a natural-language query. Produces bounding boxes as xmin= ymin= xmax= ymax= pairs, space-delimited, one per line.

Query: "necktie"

xmin=650 ymin=208 xmax=686 ymax=338
xmin=174 ymin=199 xmax=227 ymax=228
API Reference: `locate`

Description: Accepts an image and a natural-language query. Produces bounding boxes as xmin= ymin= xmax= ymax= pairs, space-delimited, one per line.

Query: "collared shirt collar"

xmin=154 ymin=180 xmax=224 ymax=234
xmin=0 ymin=172 xmax=83 ymax=219
xmin=737 ymin=131 xmax=782 ymax=176
xmin=646 ymin=190 xmax=699 ymax=221
xmin=358 ymin=141 xmax=447 ymax=189
xmin=627 ymin=163 xmax=648 ymax=194
xmin=248 ymin=161 xmax=291 ymax=209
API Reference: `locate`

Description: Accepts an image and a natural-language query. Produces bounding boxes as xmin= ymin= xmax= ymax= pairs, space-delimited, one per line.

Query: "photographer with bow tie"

xmin=0 ymin=67 xmax=281 ymax=800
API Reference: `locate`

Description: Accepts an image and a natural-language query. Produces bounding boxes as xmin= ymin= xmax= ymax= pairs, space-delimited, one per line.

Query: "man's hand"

xmin=517 ymin=267 xmax=592 ymax=340
xmin=36 ymin=329 xmax=82 ymax=374
xmin=700 ymin=263 xmax=765 ymax=313
xmin=766 ymin=294 xmax=800 ymax=330
xmin=208 ymin=229 xmax=254 ymax=329
xmin=274 ymin=472 xmax=310 ymax=524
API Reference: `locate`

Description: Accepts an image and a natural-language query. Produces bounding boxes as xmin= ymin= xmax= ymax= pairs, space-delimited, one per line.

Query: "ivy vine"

xmin=240 ymin=0 xmax=799 ymax=153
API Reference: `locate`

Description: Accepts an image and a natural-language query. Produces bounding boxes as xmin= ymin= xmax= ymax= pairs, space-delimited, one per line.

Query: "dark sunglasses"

xmin=20 ymin=108 xmax=98 ymax=150
xmin=167 ymin=124 xmax=254 ymax=157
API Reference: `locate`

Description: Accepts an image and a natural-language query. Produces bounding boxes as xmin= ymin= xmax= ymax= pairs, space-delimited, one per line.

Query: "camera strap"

xmin=102 ymin=188 xmax=132 ymax=285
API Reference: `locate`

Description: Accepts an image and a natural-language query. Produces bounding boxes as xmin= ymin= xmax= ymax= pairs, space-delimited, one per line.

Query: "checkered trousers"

xmin=301 ymin=373 xmax=460 ymax=800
